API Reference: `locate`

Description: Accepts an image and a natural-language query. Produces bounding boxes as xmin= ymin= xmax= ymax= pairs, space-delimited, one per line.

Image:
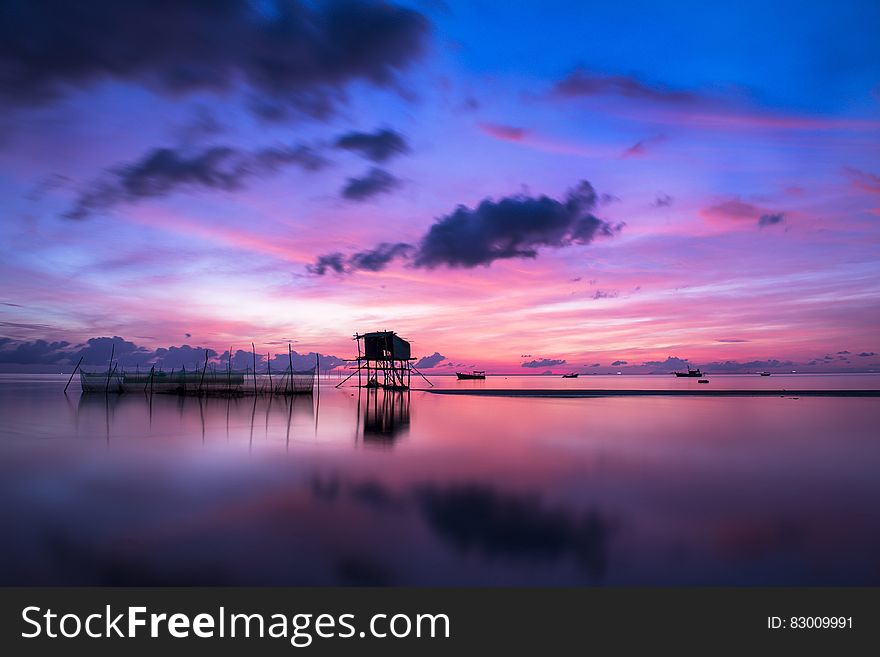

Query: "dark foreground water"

xmin=1 ymin=374 xmax=879 ymax=585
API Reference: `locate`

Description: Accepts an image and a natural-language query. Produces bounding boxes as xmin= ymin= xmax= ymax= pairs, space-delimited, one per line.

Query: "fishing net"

xmin=273 ymin=366 xmax=316 ymax=395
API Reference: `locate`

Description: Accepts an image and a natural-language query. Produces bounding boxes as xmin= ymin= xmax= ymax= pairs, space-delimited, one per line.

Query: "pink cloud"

xmin=844 ymin=166 xmax=880 ymax=194
xmin=621 ymin=135 xmax=666 ymax=158
xmin=844 ymin=167 xmax=880 ymax=215
xmin=477 ymin=121 xmax=528 ymax=142
xmin=699 ymin=198 xmax=763 ymax=224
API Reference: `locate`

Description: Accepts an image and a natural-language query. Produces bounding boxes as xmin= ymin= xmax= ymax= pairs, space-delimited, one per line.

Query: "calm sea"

xmin=1 ymin=373 xmax=879 ymax=585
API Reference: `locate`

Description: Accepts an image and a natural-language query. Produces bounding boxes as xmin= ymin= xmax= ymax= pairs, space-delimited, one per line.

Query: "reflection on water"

xmin=1 ymin=375 xmax=879 ymax=585
xmin=361 ymin=389 xmax=410 ymax=445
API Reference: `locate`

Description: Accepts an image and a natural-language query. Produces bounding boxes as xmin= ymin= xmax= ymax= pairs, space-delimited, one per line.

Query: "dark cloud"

xmin=67 ymin=143 xmax=328 ymax=219
xmin=174 ymin=107 xmax=225 ymax=144
xmin=716 ymin=338 xmax=750 ymax=343
xmin=72 ymin=336 xmax=155 ymax=366
xmin=151 ymin=345 xmax=219 ymax=370
xmin=414 ymin=352 xmax=446 ymax=368
xmin=310 ymin=180 xmax=621 ymax=274
xmin=522 ymin=358 xmax=566 ymax=368
xmin=611 ymin=360 xmax=627 ymax=366
xmin=837 ymin=350 xmax=850 ymax=355
xmin=335 ymin=128 xmax=409 ymax=162
xmin=349 ymin=242 xmax=414 ymax=271
xmin=0 ymin=339 xmax=71 ymax=364
xmin=0 ymin=0 xmax=429 ymax=119
xmin=307 ymin=243 xmax=413 ymax=276
xmin=592 ymin=289 xmax=617 ymax=300
xmin=758 ymin=212 xmax=785 ymax=227
xmin=704 ymin=359 xmax=794 ymax=373
xmin=0 ymin=336 xmax=346 ymax=371
xmin=653 ymin=193 xmax=673 ymax=207
xmin=589 ymin=363 xmax=601 ymax=367
xmin=642 ymin=356 xmax=689 ymax=371
xmin=413 ymin=181 xmax=620 ymax=268
xmin=341 ymin=167 xmax=401 ymax=201
xmin=307 ymin=253 xmax=347 ymax=276
xmin=554 ymin=67 xmax=697 ymax=104
xmin=859 ymin=352 xmax=877 ymax=357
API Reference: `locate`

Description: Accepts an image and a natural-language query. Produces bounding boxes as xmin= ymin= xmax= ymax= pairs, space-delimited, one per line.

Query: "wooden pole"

xmin=105 ymin=344 xmax=115 ymax=394
xmin=252 ymin=343 xmax=258 ymax=395
xmin=411 ymin=364 xmax=434 ymax=387
xmin=105 ymin=362 xmax=118 ymax=394
xmin=227 ymin=346 xmax=232 ymax=393
xmin=64 ymin=356 xmax=84 ymax=393
xmin=335 ymin=362 xmax=362 ymax=388
xmin=288 ymin=343 xmax=294 ymax=395
xmin=315 ymin=353 xmax=320 ymax=400
xmin=198 ymin=350 xmax=208 ymax=393
xmin=267 ymin=353 xmax=273 ymax=393
xmin=356 ymin=334 xmax=362 ymax=389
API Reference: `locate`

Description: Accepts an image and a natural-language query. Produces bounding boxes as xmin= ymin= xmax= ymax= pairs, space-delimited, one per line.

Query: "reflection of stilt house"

xmin=362 ymin=389 xmax=410 ymax=444
xmin=356 ymin=331 xmax=413 ymax=390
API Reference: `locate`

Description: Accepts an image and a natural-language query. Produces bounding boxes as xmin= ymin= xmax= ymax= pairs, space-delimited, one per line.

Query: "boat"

xmin=698 ymin=379 xmax=709 ymax=383
xmin=674 ymin=367 xmax=703 ymax=378
xmin=759 ymin=372 xmax=771 ymax=376
xmin=456 ymin=370 xmax=486 ymax=380
xmin=562 ymin=373 xmax=579 ymax=378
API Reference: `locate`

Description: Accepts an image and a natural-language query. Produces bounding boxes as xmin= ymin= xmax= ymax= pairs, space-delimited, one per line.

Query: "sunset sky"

xmin=1 ymin=0 xmax=879 ymax=372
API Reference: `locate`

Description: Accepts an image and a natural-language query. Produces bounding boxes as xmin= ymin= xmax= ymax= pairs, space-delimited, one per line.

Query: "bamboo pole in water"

xmin=288 ymin=344 xmax=294 ymax=394
xmin=198 ymin=350 xmax=208 ymax=393
xmin=267 ymin=353 xmax=273 ymax=393
xmin=105 ymin=344 xmax=115 ymax=394
xmin=252 ymin=343 xmax=258 ymax=395
xmin=64 ymin=356 xmax=84 ymax=393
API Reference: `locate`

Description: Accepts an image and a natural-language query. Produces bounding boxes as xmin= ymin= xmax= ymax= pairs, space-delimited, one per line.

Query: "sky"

xmin=1 ymin=0 xmax=879 ymax=373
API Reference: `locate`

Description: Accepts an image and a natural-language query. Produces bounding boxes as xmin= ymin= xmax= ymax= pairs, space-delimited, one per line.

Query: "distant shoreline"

xmin=421 ymin=389 xmax=880 ymax=398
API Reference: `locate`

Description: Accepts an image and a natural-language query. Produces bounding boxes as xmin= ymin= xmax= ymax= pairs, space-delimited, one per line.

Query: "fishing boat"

xmin=759 ymin=371 xmax=771 ymax=376
xmin=456 ymin=370 xmax=486 ymax=380
xmin=562 ymin=373 xmax=579 ymax=378
xmin=674 ymin=367 xmax=703 ymax=378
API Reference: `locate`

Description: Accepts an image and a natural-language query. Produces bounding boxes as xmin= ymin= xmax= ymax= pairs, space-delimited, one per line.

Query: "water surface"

xmin=1 ymin=374 xmax=879 ymax=585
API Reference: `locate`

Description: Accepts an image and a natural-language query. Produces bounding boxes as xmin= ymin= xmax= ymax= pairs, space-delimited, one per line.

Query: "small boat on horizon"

xmin=456 ymin=370 xmax=486 ymax=380
xmin=759 ymin=371 xmax=771 ymax=376
xmin=562 ymin=373 xmax=579 ymax=378
xmin=674 ymin=367 xmax=703 ymax=378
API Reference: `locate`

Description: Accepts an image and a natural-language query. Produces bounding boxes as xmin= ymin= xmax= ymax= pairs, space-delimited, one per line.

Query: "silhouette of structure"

xmin=337 ymin=331 xmax=432 ymax=390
